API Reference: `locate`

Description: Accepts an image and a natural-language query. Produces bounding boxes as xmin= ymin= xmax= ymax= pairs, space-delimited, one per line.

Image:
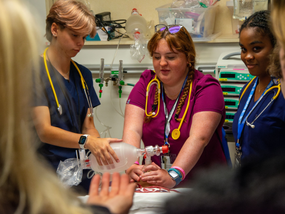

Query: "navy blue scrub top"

xmin=34 ymin=58 xmax=100 ymax=166
xmin=232 ymin=78 xmax=285 ymax=162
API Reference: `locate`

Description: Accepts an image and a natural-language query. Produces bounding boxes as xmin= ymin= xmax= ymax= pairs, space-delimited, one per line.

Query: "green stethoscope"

xmin=145 ymin=71 xmax=192 ymax=141
xmin=43 ymin=47 xmax=93 ymax=117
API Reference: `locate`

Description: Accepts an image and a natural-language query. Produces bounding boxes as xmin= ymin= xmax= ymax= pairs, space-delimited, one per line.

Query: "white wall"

xmin=25 ymin=1 xmax=238 ymax=161
xmin=24 ymin=0 xmax=47 ymax=51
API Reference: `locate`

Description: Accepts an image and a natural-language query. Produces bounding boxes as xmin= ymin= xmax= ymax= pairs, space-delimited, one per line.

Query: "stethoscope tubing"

xmin=43 ymin=47 xmax=93 ymax=117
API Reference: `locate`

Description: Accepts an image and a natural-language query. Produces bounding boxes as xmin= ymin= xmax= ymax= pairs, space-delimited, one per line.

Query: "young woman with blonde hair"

xmin=32 ymin=0 xmax=122 ymax=193
xmin=0 ymin=0 xmax=135 ymax=213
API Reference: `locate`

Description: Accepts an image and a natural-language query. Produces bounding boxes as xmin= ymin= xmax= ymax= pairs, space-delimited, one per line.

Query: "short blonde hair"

xmin=46 ymin=0 xmax=96 ymax=42
xmin=0 ymin=0 xmax=92 ymax=213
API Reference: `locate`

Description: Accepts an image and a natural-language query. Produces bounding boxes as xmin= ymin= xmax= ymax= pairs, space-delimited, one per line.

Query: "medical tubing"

xmin=95 ymin=107 xmax=112 ymax=137
xmin=171 ymin=166 xmax=185 ymax=180
xmin=110 ymin=83 xmax=124 ymax=117
xmin=93 ymin=79 xmax=112 ymax=138
xmin=109 ymin=33 xmax=126 ymax=72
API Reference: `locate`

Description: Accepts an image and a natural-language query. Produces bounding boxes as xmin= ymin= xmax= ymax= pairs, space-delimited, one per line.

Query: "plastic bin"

xmin=155 ymin=3 xmax=218 ymax=41
xmin=227 ymin=0 xmax=244 ymax=34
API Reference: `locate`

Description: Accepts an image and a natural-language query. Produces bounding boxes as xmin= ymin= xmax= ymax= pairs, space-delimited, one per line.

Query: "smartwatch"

xmin=78 ymin=134 xmax=89 ymax=149
xmin=168 ymin=168 xmax=182 ymax=186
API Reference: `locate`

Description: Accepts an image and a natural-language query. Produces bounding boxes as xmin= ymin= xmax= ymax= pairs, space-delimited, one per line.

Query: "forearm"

xmin=172 ymin=111 xmax=222 ymax=177
xmin=37 ymin=125 xmax=82 ymax=148
xmin=122 ymin=104 xmax=144 ymax=148
xmin=122 ymin=129 xmax=141 ymax=148
xmin=172 ymin=136 xmax=207 ymax=176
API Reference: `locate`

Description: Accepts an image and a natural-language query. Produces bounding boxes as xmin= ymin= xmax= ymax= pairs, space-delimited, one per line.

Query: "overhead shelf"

xmin=84 ymin=33 xmax=239 ymax=46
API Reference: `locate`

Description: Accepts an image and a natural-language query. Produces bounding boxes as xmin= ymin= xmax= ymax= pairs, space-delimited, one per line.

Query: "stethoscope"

xmin=43 ymin=47 xmax=93 ymax=117
xmin=145 ymin=71 xmax=192 ymax=142
xmin=236 ymin=76 xmax=281 ymax=149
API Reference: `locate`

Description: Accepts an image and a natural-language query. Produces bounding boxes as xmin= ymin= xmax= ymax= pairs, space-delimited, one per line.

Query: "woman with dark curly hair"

xmin=232 ymin=10 xmax=285 ymax=167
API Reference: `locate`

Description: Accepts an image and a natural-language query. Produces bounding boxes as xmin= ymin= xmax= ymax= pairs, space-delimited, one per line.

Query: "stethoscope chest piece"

xmin=58 ymin=104 xmax=62 ymax=115
xmin=171 ymin=128 xmax=180 ymax=140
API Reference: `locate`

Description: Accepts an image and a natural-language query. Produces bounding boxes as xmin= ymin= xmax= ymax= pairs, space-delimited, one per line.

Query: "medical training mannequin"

xmin=232 ymin=10 xmax=285 ymax=167
xmin=0 ymin=1 xmax=135 ymax=214
xmin=123 ymin=25 xmax=227 ymax=188
xmin=32 ymin=0 xmax=121 ymax=193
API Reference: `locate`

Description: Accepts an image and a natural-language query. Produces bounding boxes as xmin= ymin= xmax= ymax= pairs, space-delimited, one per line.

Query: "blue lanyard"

xmin=236 ymin=78 xmax=273 ymax=148
xmin=161 ymin=75 xmax=188 ymax=146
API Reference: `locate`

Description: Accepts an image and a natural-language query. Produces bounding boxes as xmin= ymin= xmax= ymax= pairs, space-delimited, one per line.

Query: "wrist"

xmin=171 ymin=166 xmax=186 ymax=180
xmin=78 ymin=134 xmax=89 ymax=149
xmin=168 ymin=168 xmax=183 ymax=187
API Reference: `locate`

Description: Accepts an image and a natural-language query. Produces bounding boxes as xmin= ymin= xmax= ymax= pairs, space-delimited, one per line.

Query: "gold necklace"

xmin=258 ymin=84 xmax=267 ymax=93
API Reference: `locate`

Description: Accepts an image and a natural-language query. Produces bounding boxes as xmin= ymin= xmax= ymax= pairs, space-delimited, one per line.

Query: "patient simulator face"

xmin=152 ymin=39 xmax=188 ymax=87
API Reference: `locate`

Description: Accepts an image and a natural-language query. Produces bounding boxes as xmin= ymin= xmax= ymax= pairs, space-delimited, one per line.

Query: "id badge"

xmin=161 ymin=153 xmax=177 ymax=170
xmin=234 ymin=148 xmax=242 ymax=168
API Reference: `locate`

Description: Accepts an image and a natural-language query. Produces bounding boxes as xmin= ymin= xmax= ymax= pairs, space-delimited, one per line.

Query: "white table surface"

xmin=79 ymin=188 xmax=190 ymax=214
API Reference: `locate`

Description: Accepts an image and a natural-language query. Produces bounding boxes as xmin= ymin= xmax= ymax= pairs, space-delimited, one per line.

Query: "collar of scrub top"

xmin=236 ymin=76 xmax=281 ymax=149
xmin=43 ymin=47 xmax=93 ymax=117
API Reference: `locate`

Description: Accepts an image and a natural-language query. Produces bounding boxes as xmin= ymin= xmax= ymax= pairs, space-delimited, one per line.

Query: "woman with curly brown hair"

xmin=123 ymin=25 xmax=227 ymax=188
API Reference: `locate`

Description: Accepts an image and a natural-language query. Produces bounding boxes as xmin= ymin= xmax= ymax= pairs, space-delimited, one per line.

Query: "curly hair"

xmin=239 ymin=10 xmax=276 ymax=48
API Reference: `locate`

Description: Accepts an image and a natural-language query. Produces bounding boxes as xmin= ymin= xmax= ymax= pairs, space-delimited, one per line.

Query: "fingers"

xmin=107 ymin=146 xmax=119 ymax=163
xmin=95 ymin=155 xmax=103 ymax=166
xmin=109 ymin=172 xmax=120 ymax=197
xmin=100 ymin=172 xmax=111 ymax=196
xmin=142 ymin=164 xmax=160 ymax=172
xmin=120 ymin=174 xmax=136 ymax=196
xmin=88 ymin=174 xmax=101 ymax=196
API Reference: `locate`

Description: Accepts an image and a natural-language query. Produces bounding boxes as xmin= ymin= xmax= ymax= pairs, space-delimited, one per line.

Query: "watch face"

xmin=79 ymin=136 xmax=87 ymax=145
xmin=169 ymin=170 xmax=179 ymax=179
